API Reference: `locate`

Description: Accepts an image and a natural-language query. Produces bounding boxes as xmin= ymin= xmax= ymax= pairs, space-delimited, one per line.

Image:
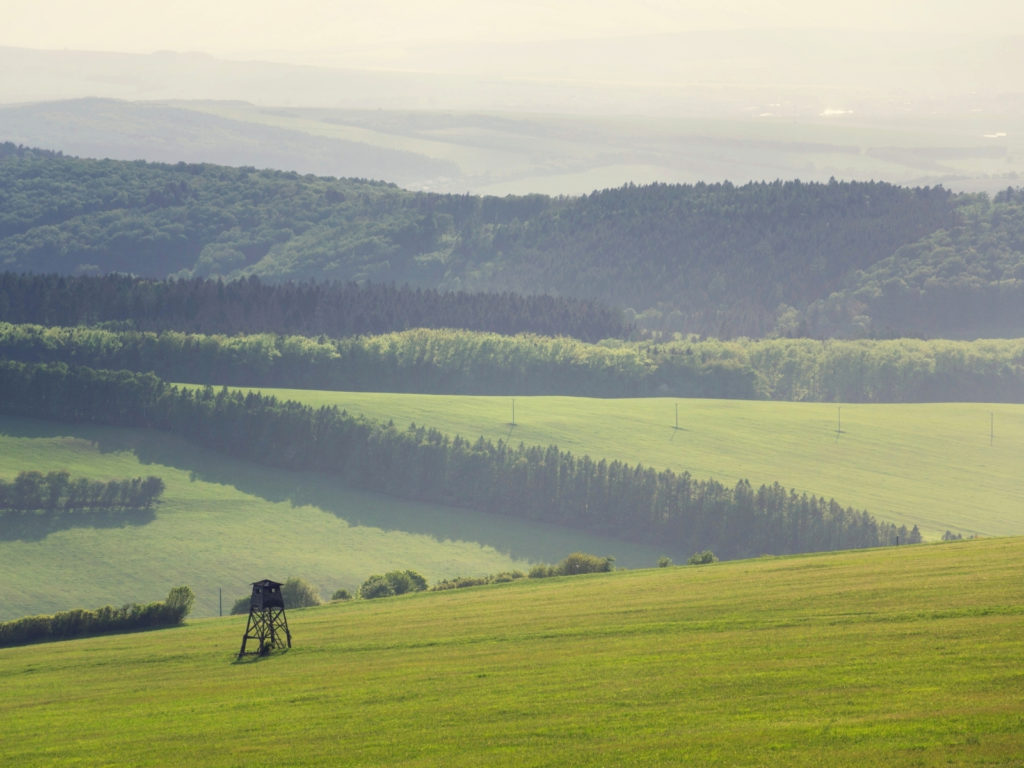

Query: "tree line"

xmin=0 ymin=586 xmax=194 ymax=648
xmin=1 ymin=321 xmax=1021 ymax=402
xmin=0 ymin=470 xmax=164 ymax=512
xmin=0 ymin=272 xmax=628 ymax=343
xmin=0 ymin=360 xmax=915 ymax=559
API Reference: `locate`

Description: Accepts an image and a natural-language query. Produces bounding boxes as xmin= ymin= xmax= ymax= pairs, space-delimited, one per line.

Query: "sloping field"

xmin=226 ymin=390 xmax=1024 ymax=540
xmin=2 ymin=538 xmax=1023 ymax=766
xmin=0 ymin=416 xmax=664 ymax=621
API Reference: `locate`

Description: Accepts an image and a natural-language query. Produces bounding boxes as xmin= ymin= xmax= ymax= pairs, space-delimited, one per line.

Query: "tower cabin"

xmin=250 ymin=579 xmax=285 ymax=610
xmin=237 ymin=578 xmax=292 ymax=658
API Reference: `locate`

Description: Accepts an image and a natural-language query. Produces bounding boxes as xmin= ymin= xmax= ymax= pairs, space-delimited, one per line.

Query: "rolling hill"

xmin=225 ymin=388 xmax=1024 ymax=540
xmin=4 ymin=145 xmax=1024 ymax=337
xmin=0 ymin=414 xmax=664 ymax=621
xmin=2 ymin=537 xmax=1022 ymax=766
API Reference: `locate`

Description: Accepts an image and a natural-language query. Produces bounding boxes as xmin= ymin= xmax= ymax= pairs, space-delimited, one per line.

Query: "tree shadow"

xmin=0 ymin=416 xmax=667 ymax=567
xmin=0 ymin=507 xmax=156 ymax=542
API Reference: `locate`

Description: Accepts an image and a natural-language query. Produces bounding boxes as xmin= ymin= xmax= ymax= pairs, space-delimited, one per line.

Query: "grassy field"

xmin=2 ymin=537 xmax=1023 ymax=766
xmin=218 ymin=389 xmax=1024 ymax=541
xmin=0 ymin=416 xmax=665 ymax=621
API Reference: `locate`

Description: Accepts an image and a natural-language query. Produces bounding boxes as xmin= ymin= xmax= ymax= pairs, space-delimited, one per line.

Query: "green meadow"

xmin=220 ymin=389 xmax=1024 ymax=541
xmin=3 ymin=538 xmax=1023 ymax=767
xmin=0 ymin=416 xmax=664 ymax=621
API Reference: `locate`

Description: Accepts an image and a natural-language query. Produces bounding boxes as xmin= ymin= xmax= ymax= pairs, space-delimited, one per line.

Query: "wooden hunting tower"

xmin=237 ymin=579 xmax=292 ymax=658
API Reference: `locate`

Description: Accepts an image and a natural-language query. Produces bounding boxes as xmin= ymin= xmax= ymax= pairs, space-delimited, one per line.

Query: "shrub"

xmin=529 ymin=553 xmax=615 ymax=578
xmin=431 ymin=571 xmax=526 ymax=591
xmin=359 ymin=570 xmax=428 ymax=600
xmin=658 ymin=556 xmax=673 ymax=567
xmin=528 ymin=563 xmax=557 ymax=579
xmin=559 ymin=552 xmax=615 ymax=575
xmin=230 ymin=596 xmax=250 ymax=615
xmin=165 ymin=585 xmax=196 ymax=622
xmin=281 ymin=577 xmax=322 ymax=608
xmin=331 ymin=589 xmax=353 ymax=601
xmin=687 ymin=550 xmax=718 ymax=565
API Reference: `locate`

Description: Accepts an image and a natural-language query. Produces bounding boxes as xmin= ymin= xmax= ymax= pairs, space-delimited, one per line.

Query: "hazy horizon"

xmin=2 ymin=1 xmax=1022 ymax=195
xmin=5 ymin=1 xmax=1022 ymax=75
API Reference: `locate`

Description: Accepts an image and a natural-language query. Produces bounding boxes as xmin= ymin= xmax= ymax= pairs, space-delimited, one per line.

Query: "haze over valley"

xmin=2 ymin=4 xmax=1024 ymax=764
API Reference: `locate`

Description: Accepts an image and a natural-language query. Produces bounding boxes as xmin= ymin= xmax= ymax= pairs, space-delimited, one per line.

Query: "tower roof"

xmin=251 ymin=579 xmax=283 ymax=588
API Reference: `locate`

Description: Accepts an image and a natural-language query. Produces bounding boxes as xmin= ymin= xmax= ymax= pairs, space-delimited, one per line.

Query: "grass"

xmin=2 ymin=537 xmax=1023 ymax=766
xmin=0 ymin=415 xmax=665 ymax=621
xmin=213 ymin=389 xmax=1024 ymax=541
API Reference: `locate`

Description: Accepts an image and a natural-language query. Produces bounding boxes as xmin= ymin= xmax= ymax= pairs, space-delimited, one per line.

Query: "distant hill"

xmin=2 ymin=96 xmax=1023 ymax=199
xmin=1 ymin=144 xmax=1022 ymax=338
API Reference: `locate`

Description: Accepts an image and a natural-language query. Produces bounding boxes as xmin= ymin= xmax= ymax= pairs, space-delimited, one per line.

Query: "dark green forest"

xmin=4 ymin=143 xmax=1022 ymax=338
xmin=0 ymin=360 xmax=916 ymax=560
xmin=0 ymin=272 xmax=628 ymax=342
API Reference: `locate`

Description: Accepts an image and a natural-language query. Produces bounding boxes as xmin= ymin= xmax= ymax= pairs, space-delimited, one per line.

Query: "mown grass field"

xmin=221 ymin=389 xmax=1024 ymax=540
xmin=0 ymin=415 xmax=664 ymax=621
xmin=3 ymin=537 xmax=1023 ymax=767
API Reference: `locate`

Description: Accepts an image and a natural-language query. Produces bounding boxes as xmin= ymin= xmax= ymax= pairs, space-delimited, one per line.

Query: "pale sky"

xmin=3 ymin=0 xmax=1021 ymax=64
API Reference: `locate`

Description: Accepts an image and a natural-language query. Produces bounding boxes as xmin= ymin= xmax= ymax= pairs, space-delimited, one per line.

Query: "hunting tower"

xmin=237 ymin=579 xmax=292 ymax=658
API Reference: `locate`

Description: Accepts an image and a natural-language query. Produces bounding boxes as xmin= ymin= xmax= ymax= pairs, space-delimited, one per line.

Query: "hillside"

xmin=220 ymin=388 xmax=1024 ymax=540
xmin=3 ymin=538 xmax=1023 ymax=766
xmin=4 ymin=145 xmax=1024 ymax=338
xmin=0 ymin=414 xmax=663 ymax=621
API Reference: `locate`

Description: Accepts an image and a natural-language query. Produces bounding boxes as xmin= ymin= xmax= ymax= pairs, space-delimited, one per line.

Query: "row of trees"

xmin=0 ymin=273 xmax=629 ymax=342
xmin=2 ymin=321 xmax=1021 ymax=401
xmin=0 ymin=361 xmax=912 ymax=559
xmin=0 ymin=586 xmax=194 ymax=647
xmin=0 ymin=471 xmax=164 ymax=512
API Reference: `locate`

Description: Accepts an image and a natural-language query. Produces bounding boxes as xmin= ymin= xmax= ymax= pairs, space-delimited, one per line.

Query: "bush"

xmin=559 ymin=552 xmax=615 ymax=575
xmin=281 ymin=577 xmax=322 ymax=608
xmin=658 ymin=556 xmax=673 ymax=567
xmin=431 ymin=571 xmax=525 ymax=591
xmin=165 ymin=585 xmax=196 ymax=622
xmin=528 ymin=563 xmax=557 ymax=579
xmin=331 ymin=589 xmax=353 ymax=601
xmin=687 ymin=550 xmax=718 ymax=565
xmin=528 ymin=553 xmax=615 ymax=578
xmin=230 ymin=596 xmax=250 ymax=615
xmin=359 ymin=570 xmax=428 ymax=600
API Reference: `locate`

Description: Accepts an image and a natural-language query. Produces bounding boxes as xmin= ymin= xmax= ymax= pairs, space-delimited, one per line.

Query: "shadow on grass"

xmin=232 ymin=648 xmax=290 ymax=665
xmin=0 ymin=507 xmax=156 ymax=542
xmin=0 ymin=416 xmax=666 ymax=567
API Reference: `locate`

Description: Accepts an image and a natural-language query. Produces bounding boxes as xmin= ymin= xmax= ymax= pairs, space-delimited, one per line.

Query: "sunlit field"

xmin=3 ymin=537 xmax=1023 ymax=766
xmin=223 ymin=389 xmax=1024 ymax=540
xmin=0 ymin=416 xmax=664 ymax=620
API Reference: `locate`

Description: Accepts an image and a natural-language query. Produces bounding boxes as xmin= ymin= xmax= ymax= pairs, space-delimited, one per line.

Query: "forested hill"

xmin=3 ymin=143 xmax=1022 ymax=338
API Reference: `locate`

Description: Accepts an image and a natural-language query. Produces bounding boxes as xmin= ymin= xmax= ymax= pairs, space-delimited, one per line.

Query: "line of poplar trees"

xmin=0 ymin=471 xmax=164 ymax=513
xmin=0 ymin=360 xmax=912 ymax=559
